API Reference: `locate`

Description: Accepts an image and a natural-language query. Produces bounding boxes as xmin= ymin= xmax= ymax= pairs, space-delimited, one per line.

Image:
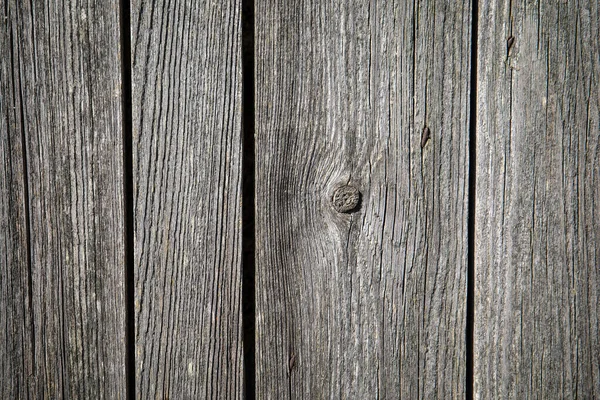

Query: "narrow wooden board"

xmin=475 ymin=0 xmax=600 ymax=397
xmin=0 ymin=0 xmax=127 ymax=397
xmin=131 ymin=1 xmax=244 ymax=398
xmin=255 ymin=0 xmax=471 ymax=397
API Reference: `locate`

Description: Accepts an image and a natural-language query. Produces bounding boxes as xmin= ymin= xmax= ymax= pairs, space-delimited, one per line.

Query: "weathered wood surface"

xmin=255 ymin=0 xmax=471 ymax=398
xmin=132 ymin=0 xmax=244 ymax=398
xmin=0 ymin=3 xmax=32 ymax=396
xmin=0 ymin=0 xmax=127 ymax=398
xmin=475 ymin=0 xmax=600 ymax=398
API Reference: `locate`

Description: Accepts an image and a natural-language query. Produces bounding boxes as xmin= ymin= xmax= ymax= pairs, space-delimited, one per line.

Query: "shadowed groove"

xmin=118 ymin=0 xmax=135 ymax=398
xmin=241 ymin=0 xmax=256 ymax=398
xmin=466 ymin=0 xmax=478 ymax=398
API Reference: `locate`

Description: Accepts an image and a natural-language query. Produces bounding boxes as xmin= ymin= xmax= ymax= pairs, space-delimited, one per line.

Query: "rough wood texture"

xmin=255 ymin=0 xmax=471 ymax=398
xmin=132 ymin=1 xmax=243 ymax=398
xmin=1 ymin=0 xmax=126 ymax=398
xmin=475 ymin=0 xmax=600 ymax=398
xmin=0 ymin=3 xmax=32 ymax=396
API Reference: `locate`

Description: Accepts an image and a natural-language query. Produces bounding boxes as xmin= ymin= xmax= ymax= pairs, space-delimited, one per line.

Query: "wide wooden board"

xmin=475 ymin=0 xmax=600 ymax=397
xmin=255 ymin=0 xmax=471 ymax=397
xmin=0 ymin=0 xmax=127 ymax=397
xmin=131 ymin=0 xmax=244 ymax=398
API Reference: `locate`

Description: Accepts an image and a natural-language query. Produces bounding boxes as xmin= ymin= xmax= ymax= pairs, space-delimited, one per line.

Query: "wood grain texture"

xmin=475 ymin=0 xmax=600 ymax=398
xmin=132 ymin=0 xmax=243 ymax=398
xmin=0 ymin=0 xmax=126 ymax=398
xmin=0 ymin=3 xmax=33 ymax=396
xmin=255 ymin=0 xmax=471 ymax=398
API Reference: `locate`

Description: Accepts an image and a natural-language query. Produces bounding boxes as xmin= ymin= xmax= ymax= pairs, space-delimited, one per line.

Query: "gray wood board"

xmin=131 ymin=0 xmax=244 ymax=398
xmin=255 ymin=0 xmax=471 ymax=398
xmin=475 ymin=0 xmax=600 ymax=398
xmin=0 ymin=0 xmax=127 ymax=397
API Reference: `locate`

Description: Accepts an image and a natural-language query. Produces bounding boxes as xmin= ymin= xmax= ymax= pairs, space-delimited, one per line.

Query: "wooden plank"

xmin=475 ymin=0 xmax=600 ymax=397
xmin=131 ymin=0 xmax=243 ymax=398
xmin=0 ymin=0 xmax=127 ymax=398
xmin=255 ymin=0 xmax=471 ymax=397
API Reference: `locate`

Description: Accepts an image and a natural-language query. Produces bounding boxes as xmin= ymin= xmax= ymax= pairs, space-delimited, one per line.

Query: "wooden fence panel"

xmin=132 ymin=1 xmax=244 ymax=398
xmin=255 ymin=0 xmax=471 ymax=398
xmin=0 ymin=0 xmax=126 ymax=398
xmin=475 ymin=0 xmax=600 ymax=398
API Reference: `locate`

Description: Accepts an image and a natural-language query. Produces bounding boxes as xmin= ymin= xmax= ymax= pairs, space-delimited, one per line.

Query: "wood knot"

xmin=331 ymin=185 xmax=360 ymax=213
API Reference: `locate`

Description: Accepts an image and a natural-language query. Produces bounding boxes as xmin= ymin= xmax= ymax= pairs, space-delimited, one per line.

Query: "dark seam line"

xmin=118 ymin=0 xmax=135 ymax=399
xmin=241 ymin=0 xmax=256 ymax=398
xmin=466 ymin=0 xmax=478 ymax=399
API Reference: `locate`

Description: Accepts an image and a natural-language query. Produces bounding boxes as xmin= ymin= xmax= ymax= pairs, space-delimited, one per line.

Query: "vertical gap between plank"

xmin=241 ymin=0 xmax=256 ymax=398
xmin=118 ymin=0 xmax=135 ymax=398
xmin=467 ymin=0 xmax=478 ymax=398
